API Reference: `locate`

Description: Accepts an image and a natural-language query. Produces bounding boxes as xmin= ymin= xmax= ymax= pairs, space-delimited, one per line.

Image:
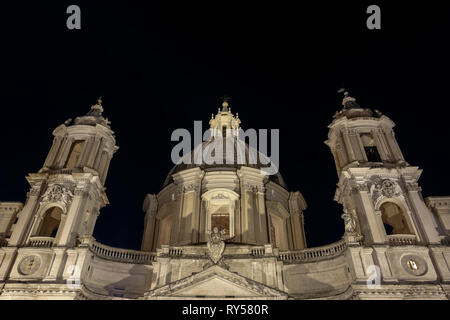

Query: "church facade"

xmin=0 ymin=94 xmax=449 ymax=300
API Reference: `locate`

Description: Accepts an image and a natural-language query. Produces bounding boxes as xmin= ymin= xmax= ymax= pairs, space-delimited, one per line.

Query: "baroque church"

xmin=0 ymin=93 xmax=449 ymax=300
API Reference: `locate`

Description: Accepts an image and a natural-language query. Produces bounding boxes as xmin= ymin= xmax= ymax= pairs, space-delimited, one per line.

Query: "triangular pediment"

xmin=145 ymin=265 xmax=288 ymax=299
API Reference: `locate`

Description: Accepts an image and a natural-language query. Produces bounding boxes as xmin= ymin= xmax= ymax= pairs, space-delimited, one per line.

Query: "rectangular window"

xmin=211 ymin=213 xmax=230 ymax=236
xmin=360 ymin=133 xmax=382 ymax=162
xmin=65 ymin=140 xmax=85 ymax=169
xmin=364 ymin=146 xmax=382 ymax=162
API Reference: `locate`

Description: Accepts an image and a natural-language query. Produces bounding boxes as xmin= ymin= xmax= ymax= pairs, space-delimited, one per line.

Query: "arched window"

xmin=65 ymin=140 xmax=85 ymax=169
xmin=202 ymin=189 xmax=239 ymax=241
xmin=380 ymin=202 xmax=413 ymax=235
xmin=38 ymin=207 xmax=63 ymax=237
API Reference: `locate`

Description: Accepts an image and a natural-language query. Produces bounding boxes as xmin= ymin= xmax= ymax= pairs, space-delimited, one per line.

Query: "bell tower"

xmin=325 ymin=91 xmax=442 ymax=247
xmin=7 ymin=98 xmax=118 ymax=249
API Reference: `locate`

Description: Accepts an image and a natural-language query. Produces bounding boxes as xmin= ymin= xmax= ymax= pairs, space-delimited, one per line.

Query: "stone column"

xmin=43 ymin=247 xmax=66 ymax=281
xmin=241 ymin=184 xmax=256 ymax=244
xmin=0 ymin=247 xmax=18 ymax=281
xmin=87 ymin=136 xmax=102 ymax=168
xmin=180 ymin=186 xmax=196 ymax=245
xmin=256 ymin=187 xmax=268 ymax=244
xmin=142 ymin=195 xmax=158 ymax=251
xmin=354 ymin=184 xmax=385 ymax=244
xmin=346 ymin=246 xmax=366 ymax=282
xmin=157 ymin=257 xmax=172 ymax=286
xmin=385 ymin=129 xmax=405 ymax=163
xmin=429 ymin=246 xmax=450 ymax=282
xmin=373 ymin=246 xmax=397 ymax=283
xmin=86 ymin=208 xmax=100 ymax=237
xmin=263 ymin=256 xmax=277 ymax=287
xmin=290 ymin=211 xmax=305 ymax=250
xmin=56 ymin=188 xmax=87 ymax=247
xmin=57 ymin=137 xmax=74 ymax=168
xmin=79 ymin=136 xmax=94 ymax=168
xmin=44 ymin=136 xmax=63 ymax=168
xmin=100 ymin=155 xmax=112 ymax=184
xmin=172 ymin=186 xmax=184 ymax=244
xmin=28 ymin=214 xmax=43 ymax=239
xmin=348 ymin=130 xmax=365 ymax=162
xmin=8 ymin=187 xmax=41 ymax=246
xmin=355 ymin=132 xmax=368 ymax=162
xmin=373 ymin=129 xmax=389 ymax=161
xmin=189 ymin=182 xmax=202 ymax=244
xmin=93 ymin=140 xmax=105 ymax=170
xmin=342 ymin=129 xmax=356 ymax=163
xmin=233 ymin=200 xmax=241 ymax=243
xmin=199 ymin=201 xmax=208 ymax=243
xmin=406 ymin=183 xmax=441 ymax=244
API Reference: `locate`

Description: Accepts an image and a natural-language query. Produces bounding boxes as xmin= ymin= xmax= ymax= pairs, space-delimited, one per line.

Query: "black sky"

xmin=1 ymin=1 xmax=450 ymax=250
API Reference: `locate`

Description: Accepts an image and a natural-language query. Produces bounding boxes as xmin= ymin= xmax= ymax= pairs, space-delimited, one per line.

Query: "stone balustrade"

xmin=251 ymin=247 xmax=265 ymax=256
xmin=387 ymin=234 xmax=417 ymax=246
xmin=168 ymin=248 xmax=183 ymax=256
xmin=278 ymin=239 xmax=347 ymax=263
xmin=28 ymin=236 xmax=55 ymax=247
xmin=89 ymin=240 xmax=156 ymax=264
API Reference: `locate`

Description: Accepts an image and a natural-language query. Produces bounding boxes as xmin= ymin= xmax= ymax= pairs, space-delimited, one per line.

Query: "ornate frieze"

xmin=41 ymin=184 xmax=74 ymax=208
xmin=369 ymin=177 xmax=403 ymax=206
xmin=211 ymin=193 xmax=230 ymax=200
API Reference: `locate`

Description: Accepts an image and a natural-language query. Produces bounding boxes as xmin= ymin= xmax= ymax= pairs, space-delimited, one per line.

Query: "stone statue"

xmin=341 ymin=212 xmax=356 ymax=233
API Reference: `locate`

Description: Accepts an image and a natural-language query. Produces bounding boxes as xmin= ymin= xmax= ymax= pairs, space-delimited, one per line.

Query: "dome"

xmin=163 ymin=136 xmax=287 ymax=189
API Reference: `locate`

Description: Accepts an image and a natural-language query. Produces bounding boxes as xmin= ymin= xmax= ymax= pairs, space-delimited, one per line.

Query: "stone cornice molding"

xmin=351 ymin=284 xmax=446 ymax=298
xmin=144 ymin=265 xmax=288 ymax=298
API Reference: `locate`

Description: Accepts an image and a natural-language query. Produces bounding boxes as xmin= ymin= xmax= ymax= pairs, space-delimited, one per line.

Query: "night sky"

xmin=1 ymin=1 xmax=450 ymax=250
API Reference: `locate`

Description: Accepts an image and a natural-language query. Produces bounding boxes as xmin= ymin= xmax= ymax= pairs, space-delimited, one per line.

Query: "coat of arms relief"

xmin=369 ymin=177 xmax=403 ymax=207
xmin=204 ymin=227 xmax=229 ymax=270
xmin=40 ymin=184 xmax=74 ymax=212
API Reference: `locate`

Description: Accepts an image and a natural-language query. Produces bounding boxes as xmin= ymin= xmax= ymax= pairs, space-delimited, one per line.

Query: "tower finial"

xmin=97 ymin=96 xmax=103 ymax=105
xmin=337 ymin=88 xmax=349 ymax=97
xmin=338 ymin=88 xmax=359 ymax=108
xmin=220 ymin=95 xmax=231 ymax=112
